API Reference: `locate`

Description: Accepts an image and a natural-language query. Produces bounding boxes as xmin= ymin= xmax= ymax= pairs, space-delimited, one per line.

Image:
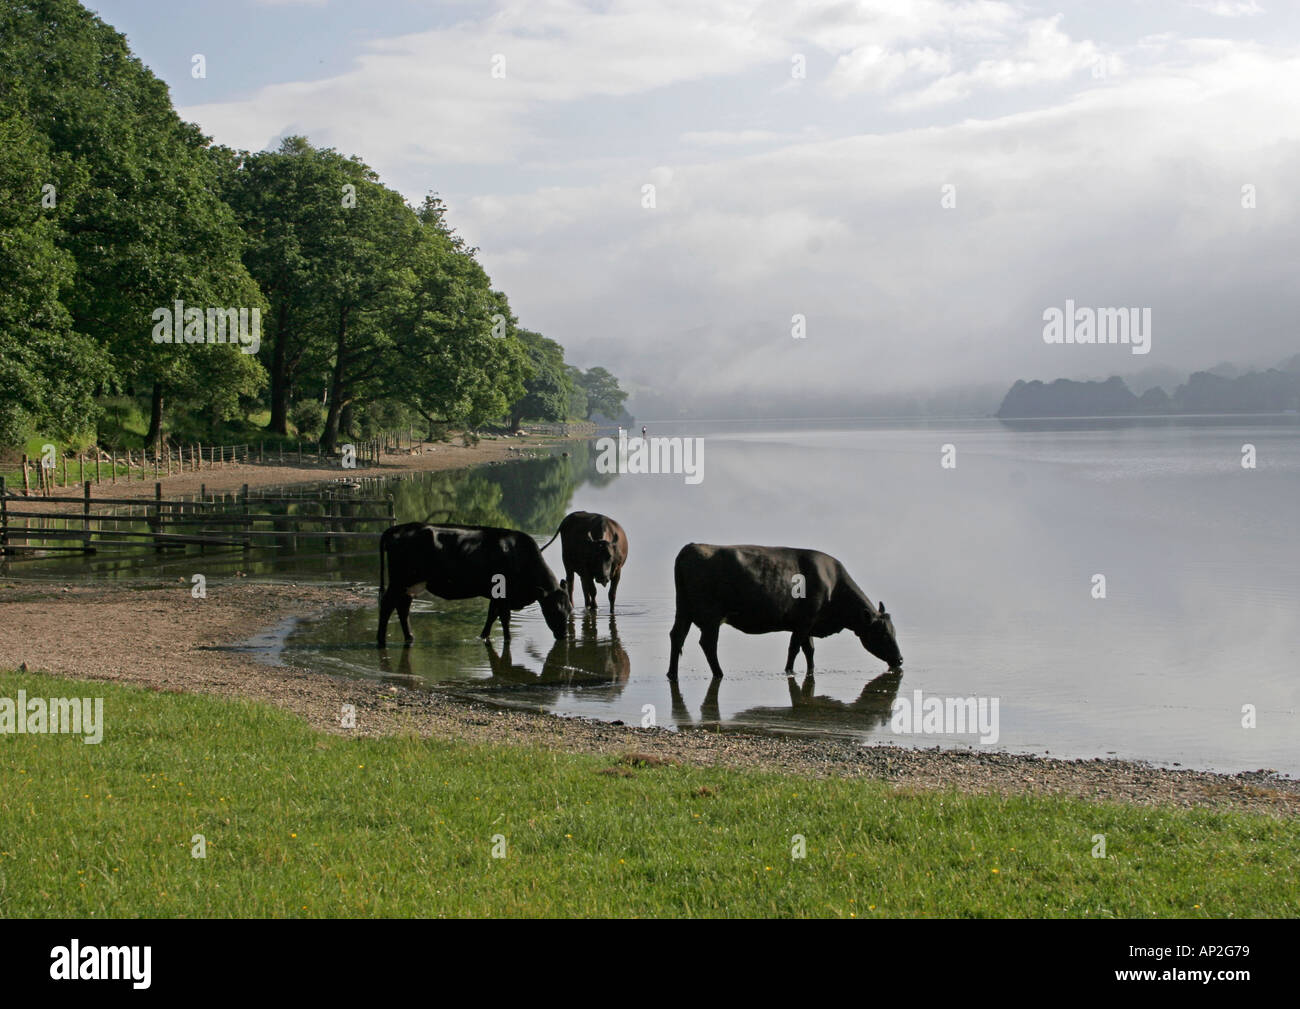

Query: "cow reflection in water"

xmin=671 ymin=669 xmax=903 ymax=732
xmin=482 ymin=612 xmax=630 ymax=697
xmin=740 ymin=669 xmax=903 ymax=731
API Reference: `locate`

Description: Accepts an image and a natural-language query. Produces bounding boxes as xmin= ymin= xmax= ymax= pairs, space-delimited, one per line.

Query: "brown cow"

xmin=539 ymin=511 xmax=629 ymax=613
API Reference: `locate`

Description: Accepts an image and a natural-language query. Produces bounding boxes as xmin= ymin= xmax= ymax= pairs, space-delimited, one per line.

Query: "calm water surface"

xmin=14 ymin=419 xmax=1299 ymax=773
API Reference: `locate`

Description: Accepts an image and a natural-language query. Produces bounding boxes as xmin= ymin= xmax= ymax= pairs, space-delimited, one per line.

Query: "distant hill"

xmin=997 ymin=356 xmax=1300 ymax=418
xmin=996 ymin=376 xmax=1140 ymax=418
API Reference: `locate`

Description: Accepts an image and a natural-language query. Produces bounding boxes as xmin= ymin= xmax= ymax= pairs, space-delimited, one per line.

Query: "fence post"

xmin=111 ymin=450 xmax=116 ymax=485
xmin=1 ymin=475 xmax=7 ymax=552
xmin=242 ymin=483 xmax=250 ymax=553
xmin=21 ymin=455 xmax=30 ymax=496
xmin=96 ymin=450 xmax=101 ymax=484
xmin=62 ymin=454 xmax=68 ymax=488
xmin=153 ymin=482 xmax=162 ymax=551
xmin=83 ymin=481 xmax=91 ymax=551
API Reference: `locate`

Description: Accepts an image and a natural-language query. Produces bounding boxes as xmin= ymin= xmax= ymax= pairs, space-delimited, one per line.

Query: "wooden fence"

xmin=9 ymin=428 xmax=420 ymax=496
xmin=0 ymin=478 xmax=394 ymax=558
xmin=523 ymin=421 xmax=597 ymax=436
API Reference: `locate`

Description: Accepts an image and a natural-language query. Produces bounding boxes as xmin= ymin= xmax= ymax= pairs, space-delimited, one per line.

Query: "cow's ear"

xmin=878 ymin=601 xmax=887 ymax=616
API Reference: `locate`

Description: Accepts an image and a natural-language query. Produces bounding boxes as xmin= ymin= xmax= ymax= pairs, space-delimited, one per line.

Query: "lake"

xmin=285 ymin=417 xmax=1300 ymax=775
xmin=13 ymin=417 xmax=1299 ymax=774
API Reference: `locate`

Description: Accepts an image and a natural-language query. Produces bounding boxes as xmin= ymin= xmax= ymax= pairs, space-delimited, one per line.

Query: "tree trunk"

xmin=268 ymin=301 xmax=290 ymax=434
xmin=320 ymin=308 xmax=349 ymax=453
xmin=147 ymin=382 xmax=164 ymax=444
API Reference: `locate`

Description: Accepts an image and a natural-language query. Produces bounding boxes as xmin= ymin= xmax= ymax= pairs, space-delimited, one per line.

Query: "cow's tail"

xmin=537 ymin=524 xmax=562 ymax=552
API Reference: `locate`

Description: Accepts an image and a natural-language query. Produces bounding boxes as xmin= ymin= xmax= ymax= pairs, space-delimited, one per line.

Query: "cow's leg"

xmin=784 ymin=634 xmax=801 ymax=674
xmin=396 ymin=594 xmax=414 ymax=645
xmin=608 ymin=569 xmax=620 ymax=614
xmin=564 ymin=567 xmax=575 ymax=606
xmin=801 ymin=637 xmax=815 ymax=675
xmin=377 ymin=586 xmax=400 ymax=648
xmin=581 ymin=573 xmax=598 ymax=611
xmin=499 ymin=604 xmax=511 ymax=643
xmin=479 ymin=600 xmax=497 ymax=641
xmin=667 ymin=613 xmax=691 ymax=680
xmin=698 ymin=622 xmax=725 ymax=679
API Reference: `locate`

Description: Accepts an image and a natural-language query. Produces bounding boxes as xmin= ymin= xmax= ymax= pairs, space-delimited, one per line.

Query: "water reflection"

xmin=6 ymin=441 xmax=599 ymax=583
xmin=669 ymin=678 xmax=722 ymax=728
xmin=731 ymin=669 xmax=903 ymax=732
xmin=371 ymin=609 xmax=634 ymax=706
xmin=668 ymin=669 xmax=902 ymax=733
xmin=482 ymin=613 xmax=630 ymax=695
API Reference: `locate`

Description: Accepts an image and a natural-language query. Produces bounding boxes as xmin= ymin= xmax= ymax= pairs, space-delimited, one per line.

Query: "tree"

xmin=304 ymin=165 xmax=420 ymax=451
xmin=388 ymin=198 xmax=530 ymax=432
xmin=221 ymin=137 xmax=365 ymax=434
xmin=508 ymin=330 xmax=572 ymax=429
xmin=0 ymin=0 xmax=266 ymax=443
xmin=577 ymin=366 xmax=628 ymax=420
xmin=0 ymin=98 xmax=107 ymax=445
xmin=565 ymin=366 xmax=589 ymax=420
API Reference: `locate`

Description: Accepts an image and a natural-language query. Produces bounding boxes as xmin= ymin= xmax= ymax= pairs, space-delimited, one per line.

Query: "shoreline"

xmin=0 ymin=431 xmax=573 ymax=515
xmin=1 ymin=579 xmax=1296 ymax=817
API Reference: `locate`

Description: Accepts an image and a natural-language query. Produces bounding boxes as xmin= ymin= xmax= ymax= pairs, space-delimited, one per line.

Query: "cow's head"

xmin=541 ymin=580 xmax=573 ymax=640
xmin=855 ymin=601 xmax=902 ymax=670
xmin=585 ymin=531 xmax=618 ymax=586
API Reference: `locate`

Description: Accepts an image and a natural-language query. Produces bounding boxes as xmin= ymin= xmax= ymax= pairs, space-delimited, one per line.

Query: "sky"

xmin=87 ymin=0 xmax=1300 ymax=415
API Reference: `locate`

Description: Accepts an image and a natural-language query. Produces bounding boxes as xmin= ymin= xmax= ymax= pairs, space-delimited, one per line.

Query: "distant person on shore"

xmin=641 ymin=425 xmax=647 ymax=439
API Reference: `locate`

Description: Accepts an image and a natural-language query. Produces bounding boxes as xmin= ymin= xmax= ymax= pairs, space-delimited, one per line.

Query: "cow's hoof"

xmin=403 ymin=637 xmax=413 ymax=646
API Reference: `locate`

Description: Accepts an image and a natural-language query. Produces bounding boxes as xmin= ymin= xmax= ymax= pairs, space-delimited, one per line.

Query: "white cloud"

xmin=454 ymin=40 xmax=1300 ymax=395
xmin=171 ymin=1 xmax=1300 ymax=399
xmin=1190 ymin=2 xmax=1265 ymax=17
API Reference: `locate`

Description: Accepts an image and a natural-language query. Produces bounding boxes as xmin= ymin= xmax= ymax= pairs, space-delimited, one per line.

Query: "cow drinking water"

xmin=667 ymin=543 xmax=902 ymax=680
xmin=377 ymin=523 xmax=572 ymax=647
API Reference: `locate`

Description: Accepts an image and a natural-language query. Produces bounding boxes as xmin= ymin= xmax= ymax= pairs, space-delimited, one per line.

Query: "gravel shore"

xmin=1 ymin=581 xmax=1295 ymax=818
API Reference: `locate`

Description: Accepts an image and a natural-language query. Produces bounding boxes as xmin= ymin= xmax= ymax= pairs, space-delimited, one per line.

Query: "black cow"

xmin=377 ymin=522 xmax=571 ymax=648
xmin=667 ymin=543 xmax=902 ymax=680
xmin=539 ymin=511 xmax=628 ymax=613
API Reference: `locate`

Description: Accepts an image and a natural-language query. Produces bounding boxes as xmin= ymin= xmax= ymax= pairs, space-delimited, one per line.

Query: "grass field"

xmin=1 ymin=669 xmax=1295 ymax=918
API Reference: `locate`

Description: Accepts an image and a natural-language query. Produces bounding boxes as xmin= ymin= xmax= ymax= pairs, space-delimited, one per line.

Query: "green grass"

xmin=1 ymin=669 xmax=1295 ymax=918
